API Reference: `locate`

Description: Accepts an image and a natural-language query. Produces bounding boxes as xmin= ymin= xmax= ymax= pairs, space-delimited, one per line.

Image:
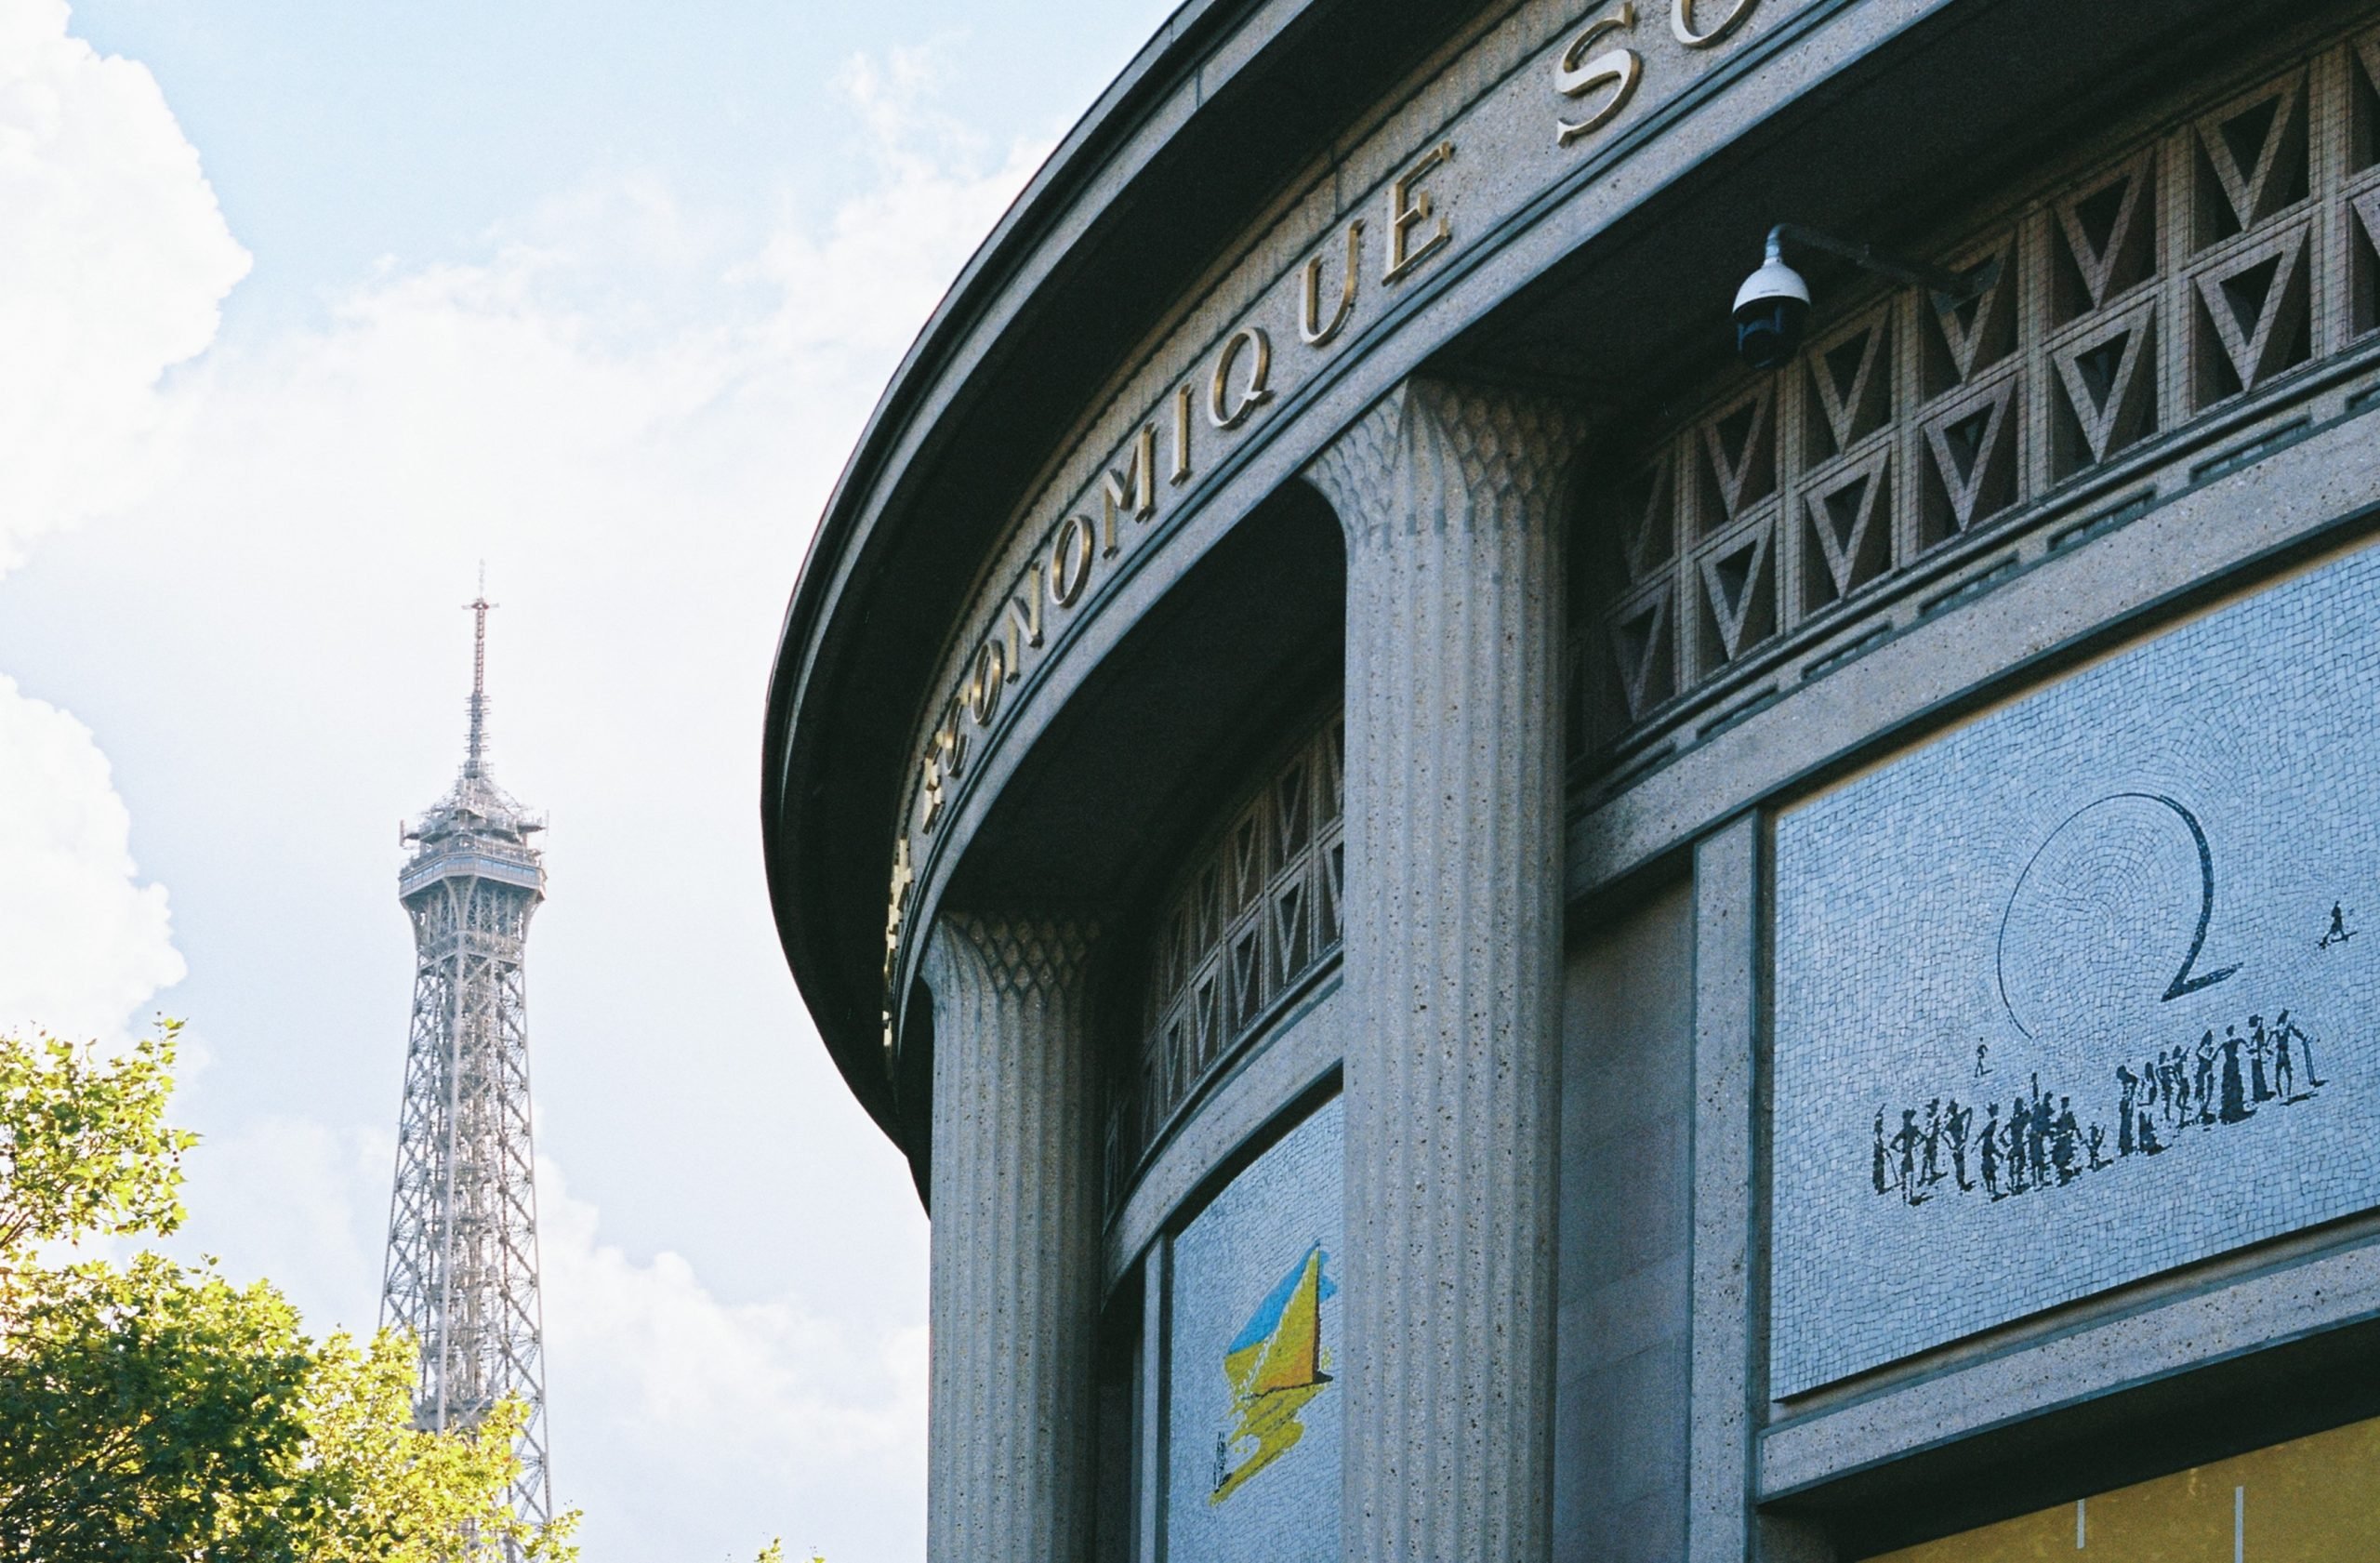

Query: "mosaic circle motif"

xmin=1997 ymin=792 xmax=2227 ymax=1041
xmin=1772 ymin=545 xmax=2380 ymax=1396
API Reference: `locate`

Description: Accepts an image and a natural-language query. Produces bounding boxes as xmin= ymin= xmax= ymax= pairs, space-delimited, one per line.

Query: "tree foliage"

xmin=0 ymin=1023 xmax=577 ymax=1561
xmin=0 ymin=1022 xmax=192 ymax=1261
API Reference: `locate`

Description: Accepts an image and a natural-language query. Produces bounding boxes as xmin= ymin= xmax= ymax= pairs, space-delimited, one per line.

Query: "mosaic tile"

xmin=1772 ymin=545 xmax=2380 ymax=1395
xmin=1167 ymin=1097 xmax=1344 ymax=1561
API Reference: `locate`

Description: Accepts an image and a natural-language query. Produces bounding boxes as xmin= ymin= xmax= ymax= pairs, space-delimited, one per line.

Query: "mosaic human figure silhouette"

xmin=1871 ymin=996 xmax=2331 ymax=1204
xmin=2003 ymin=1096 xmax=2030 ymax=1194
xmin=2278 ymin=1010 xmax=2324 ymax=1088
xmin=2219 ymin=1027 xmax=2253 ymax=1124
xmin=2320 ymin=901 xmax=2355 ymax=947
xmin=1891 ymin=1109 xmax=1924 ymax=1203
xmin=1946 ymin=1099 xmax=1977 ymax=1191
xmin=2053 ymin=1097 xmax=2082 ymax=1184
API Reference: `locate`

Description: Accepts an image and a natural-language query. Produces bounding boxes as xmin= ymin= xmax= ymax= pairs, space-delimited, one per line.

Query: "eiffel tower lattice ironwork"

xmin=380 ymin=576 xmax=553 ymax=1540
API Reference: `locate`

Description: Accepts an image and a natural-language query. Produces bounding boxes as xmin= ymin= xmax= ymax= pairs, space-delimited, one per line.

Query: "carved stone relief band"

xmin=919 ymin=915 xmax=1102 ymax=1562
xmin=1305 ymin=379 xmax=1588 ymax=1562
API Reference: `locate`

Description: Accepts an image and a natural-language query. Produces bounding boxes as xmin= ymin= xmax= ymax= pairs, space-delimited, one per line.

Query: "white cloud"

xmin=0 ymin=0 xmax=245 ymax=1044
xmin=0 ymin=0 xmax=248 ymax=574
xmin=539 ymin=1160 xmax=930 ymax=1561
xmin=0 ymin=676 xmax=183 ymax=1040
xmin=7 ymin=41 xmax=1033 ymax=1563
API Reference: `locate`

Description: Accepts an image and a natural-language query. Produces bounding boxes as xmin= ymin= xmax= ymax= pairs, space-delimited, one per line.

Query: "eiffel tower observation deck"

xmin=381 ymin=578 xmax=553 ymax=1540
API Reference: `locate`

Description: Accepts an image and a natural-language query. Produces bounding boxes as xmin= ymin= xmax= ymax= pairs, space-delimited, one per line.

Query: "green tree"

xmin=0 ymin=1023 xmax=192 ymax=1267
xmin=0 ymin=1023 xmax=577 ymax=1561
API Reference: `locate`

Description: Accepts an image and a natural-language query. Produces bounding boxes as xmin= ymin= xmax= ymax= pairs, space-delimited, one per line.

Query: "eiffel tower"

xmin=379 ymin=576 xmax=553 ymax=1538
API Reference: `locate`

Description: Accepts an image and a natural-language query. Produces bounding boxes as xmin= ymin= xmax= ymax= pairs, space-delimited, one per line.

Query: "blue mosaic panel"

xmin=1167 ymin=1096 xmax=1343 ymax=1562
xmin=1772 ymin=545 xmax=2380 ymax=1396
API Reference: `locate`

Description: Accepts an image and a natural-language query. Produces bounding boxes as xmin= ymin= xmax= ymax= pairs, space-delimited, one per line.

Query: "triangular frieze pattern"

xmin=1698 ymin=519 xmax=1776 ymax=666
xmin=1920 ymin=378 xmax=2020 ymax=543
xmin=2353 ymin=188 xmax=2380 ymax=337
xmin=1117 ymin=711 xmax=1346 ymax=1196
xmin=2355 ymin=188 xmax=2380 ymax=255
xmin=2052 ymin=150 xmax=2157 ymax=321
xmin=2354 ymin=36 xmax=2380 ymax=176
xmin=2193 ymin=73 xmax=2309 ymax=246
xmin=1575 ymin=26 xmax=2380 ymax=773
xmin=1807 ymin=311 xmax=1892 ymax=459
xmin=2190 ymin=227 xmax=2311 ymax=400
xmin=1802 ymin=450 xmax=1892 ymax=606
xmin=1607 ymin=583 xmax=1674 ymax=721
xmin=1696 ymin=385 xmax=1777 ymax=530
xmin=1924 ymin=234 xmax=2017 ymax=391
xmin=2050 ymin=301 xmax=2158 ymax=473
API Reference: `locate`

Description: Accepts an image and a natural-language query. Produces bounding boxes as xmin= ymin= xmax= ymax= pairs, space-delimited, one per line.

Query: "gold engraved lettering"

xmin=1003 ymin=567 xmax=1043 ymax=678
xmin=1172 ymin=383 xmax=1195 ymax=484
xmin=966 ymin=638 xmax=1005 ymax=726
xmin=1102 ymin=423 xmax=1157 ymax=555
xmin=1555 ymin=5 xmax=1642 ymax=145
xmin=882 ymin=835 xmax=913 ymax=987
xmin=1672 ymin=0 xmax=1756 ymax=46
xmin=1384 ymin=141 xmax=1455 ymax=284
xmin=1301 ymin=219 xmax=1365 ymax=346
xmin=1050 ymin=514 xmax=1094 ymax=607
xmin=1209 ymin=326 xmax=1275 ymax=430
xmin=919 ymin=752 xmax=945 ymax=833
xmin=934 ymin=695 xmax=967 ymax=780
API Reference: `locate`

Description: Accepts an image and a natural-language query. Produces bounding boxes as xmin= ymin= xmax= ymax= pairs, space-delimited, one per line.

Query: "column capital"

xmin=1302 ymin=377 xmax=1594 ymax=543
xmin=922 ymin=912 xmax=1098 ymax=1001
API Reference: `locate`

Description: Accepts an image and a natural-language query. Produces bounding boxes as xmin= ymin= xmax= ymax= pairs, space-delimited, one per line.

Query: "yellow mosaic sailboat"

xmin=1211 ymin=1242 xmax=1334 ymax=1504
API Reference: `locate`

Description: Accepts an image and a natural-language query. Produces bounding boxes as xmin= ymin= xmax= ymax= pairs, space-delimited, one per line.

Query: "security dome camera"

xmin=1733 ymin=245 xmax=1809 ymax=371
xmin=1731 ymin=224 xmax=1995 ymax=371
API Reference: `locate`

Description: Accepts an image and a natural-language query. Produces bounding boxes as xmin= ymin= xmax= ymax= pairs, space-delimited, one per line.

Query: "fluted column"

xmin=920 ymin=914 xmax=1102 ymax=1563
xmin=1305 ymin=379 xmax=1584 ymax=1563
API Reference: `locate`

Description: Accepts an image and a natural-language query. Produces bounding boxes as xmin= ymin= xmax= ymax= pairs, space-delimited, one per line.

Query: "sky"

xmin=0 ymin=1 xmax=1176 ymax=1556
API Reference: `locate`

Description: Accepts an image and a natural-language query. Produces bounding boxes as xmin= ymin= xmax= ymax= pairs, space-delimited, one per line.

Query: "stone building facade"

xmin=761 ymin=1 xmax=2380 ymax=1556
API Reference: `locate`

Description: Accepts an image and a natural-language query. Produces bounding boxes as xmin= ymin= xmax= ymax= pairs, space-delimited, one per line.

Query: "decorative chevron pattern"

xmin=1575 ymin=19 xmax=2380 ymax=767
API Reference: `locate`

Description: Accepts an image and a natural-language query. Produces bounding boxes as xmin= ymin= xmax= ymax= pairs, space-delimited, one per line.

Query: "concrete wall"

xmin=1554 ymin=873 xmax=1696 ymax=1563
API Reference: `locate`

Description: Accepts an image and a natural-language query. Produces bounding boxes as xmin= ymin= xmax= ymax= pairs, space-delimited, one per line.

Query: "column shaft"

xmin=1307 ymin=379 xmax=1583 ymax=1563
xmin=922 ymin=915 xmax=1102 ymax=1563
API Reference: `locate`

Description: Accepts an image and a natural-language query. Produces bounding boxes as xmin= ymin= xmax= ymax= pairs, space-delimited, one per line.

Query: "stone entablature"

xmin=880 ymin=0 xmax=1827 ymax=1056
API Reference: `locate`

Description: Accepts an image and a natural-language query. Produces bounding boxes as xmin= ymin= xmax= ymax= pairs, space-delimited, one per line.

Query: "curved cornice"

xmin=761 ymin=0 xmax=1468 ymax=1145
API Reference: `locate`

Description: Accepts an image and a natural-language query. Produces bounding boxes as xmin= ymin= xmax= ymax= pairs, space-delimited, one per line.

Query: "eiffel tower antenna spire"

xmin=466 ymin=562 xmax=494 ymax=778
